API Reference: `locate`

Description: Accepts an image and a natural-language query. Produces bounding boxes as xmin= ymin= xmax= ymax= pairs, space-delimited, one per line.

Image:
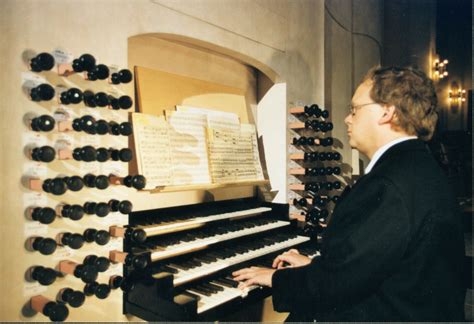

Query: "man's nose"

xmin=344 ymin=114 xmax=351 ymax=125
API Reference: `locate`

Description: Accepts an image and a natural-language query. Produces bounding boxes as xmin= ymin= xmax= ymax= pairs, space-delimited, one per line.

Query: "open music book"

xmin=132 ymin=106 xmax=264 ymax=189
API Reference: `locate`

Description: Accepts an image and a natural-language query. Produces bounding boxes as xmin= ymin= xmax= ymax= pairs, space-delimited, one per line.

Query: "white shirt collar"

xmin=364 ymin=136 xmax=418 ymax=174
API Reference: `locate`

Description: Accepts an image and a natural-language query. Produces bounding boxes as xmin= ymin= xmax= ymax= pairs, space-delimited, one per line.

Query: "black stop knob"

xmin=92 ymin=64 xmax=110 ymax=80
xmin=333 ymin=181 xmax=341 ymax=189
xmin=84 ymin=255 xmax=110 ymax=272
xmin=43 ymin=301 xmax=69 ymax=322
xmin=31 ymin=266 xmax=57 ymax=286
xmin=43 ymin=178 xmax=67 ymax=195
xmin=84 ymin=202 xmax=96 ymax=214
xmin=123 ymin=175 xmax=146 ymax=190
xmin=97 ymin=175 xmax=109 ymax=190
xmin=83 ymin=229 xmax=110 ymax=245
xmin=58 ymin=288 xmax=85 ymax=308
xmin=31 ymin=237 xmax=57 ymax=255
xmin=117 ymin=96 xmax=133 ymax=109
xmin=93 ymin=92 xmax=109 ymax=107
xmin=109 ymin=275 xmax=124 ymax=290
xmin=60 ymin=88 xmax=83 ymax=105
xmin=95 ymin=119 xmax=110 ymax=135
xmin=79 ymin=115 xmax=97 ymax=134
xmin=97 ymin=202 xmax=110 ymax=217
xmin=31 ymin=207 xmax=56 ymax=224
xmin=83 ymin=174 xmax=108 ymax=189
xmin=83 ymin=174 xmax=97 ymax=188
xmin=95 ymin=283 xmax=111 ymax=299
xmin=293 ymin=198 xmax=307 ymax=207
xmin=118 ymin=200 xmax=132 ymax=214
xmin=30 ymin=52 xmax=55 ymax=72
xmin=31 ymin=146 xmax=56 ymax=162
xmin=126 ymin=228 xmax=146 ymax=243
xmin=84 ymin=282 xmax=111 ymax=299
xmin=96 ymin=148 xmax=110 ymax=162
xmin=118 ymin=122 xmax=133 ymax=136
xmin=125 ymin=254 xmax=148 ymax=269
xmin=320 ymin=137 xmax=333 ymax=147
xmin=61 ymin=233 xmax=84 ymax=249
xmin=109 ymin=122 xmax=120 ymax=135
xmin=119 ymin=69 xmax=132 ymax=83
xmin=80 ymin=145 xmax=96 ymax=162
xmin=108 ymin=199 xmax=133 ymax=213
xmin=321 ymin=110 xmax=330 ymax=118
xmin=83 ymin=90 xmax=96 ymax=108
xmin=74 ymin=264 xmax=98 ymax=284
xmin=61 ymin=204 xmax=84 ymax=221
xmin=72 ymin=118 xmax=82 ymax=132
xmin=63 ymin=176 xmax=84 ymax=191
xmin=119 ymin=148 xmax=133 ymax=162
xmin=313 ymin=196 xmax=327 ymax=207
xmin=72 ymin=54 xmax=96 ymax=73
xmin=30 ymin=83 xmax=55 ymax=101
xmin=31 ymin=115 xmax=55 ymax=132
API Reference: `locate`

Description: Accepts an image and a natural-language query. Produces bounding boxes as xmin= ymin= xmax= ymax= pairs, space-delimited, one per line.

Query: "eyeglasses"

xmin=347 ymin=102 xmax=378 ymax=116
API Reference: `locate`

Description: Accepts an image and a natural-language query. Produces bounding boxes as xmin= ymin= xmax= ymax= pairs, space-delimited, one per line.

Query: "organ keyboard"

xmin=124 ymin=197 xmax=319 ymax=321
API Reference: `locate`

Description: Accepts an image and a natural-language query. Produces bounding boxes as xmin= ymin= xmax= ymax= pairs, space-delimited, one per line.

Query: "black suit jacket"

xmin=272 ymin=139 xmax=466 ymax=321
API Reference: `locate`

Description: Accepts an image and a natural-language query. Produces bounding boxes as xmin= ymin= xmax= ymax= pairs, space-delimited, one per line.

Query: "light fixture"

xmin=448 ymin=83 xmax=466 ymax=105
xmin=433 ymin=58 xmax=449 ymax=80
xmin=448 ymin=89 xmax=466 ymax=103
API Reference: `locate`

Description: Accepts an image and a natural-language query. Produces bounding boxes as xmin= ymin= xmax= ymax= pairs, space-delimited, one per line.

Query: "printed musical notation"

xmin=131 ymin=113 xmax=172 ymax=188
xmin=132 ymin=107 xmax=265 ymax=189
xmin=207 ymin=124 xmax=264 ymax=183
xmin=166 ymin=110 xmax=211 ymax=185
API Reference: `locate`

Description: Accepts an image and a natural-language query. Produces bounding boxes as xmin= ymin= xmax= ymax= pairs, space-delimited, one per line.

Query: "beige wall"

xmin=325 ymin=0 xmax=383 ymax=176
xmin=0 ymin=0 xmax=382 ymax=321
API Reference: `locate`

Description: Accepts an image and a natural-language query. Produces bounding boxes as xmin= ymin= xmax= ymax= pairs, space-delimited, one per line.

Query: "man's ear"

xmin=378 ymin=105 xmax=397 ymax=125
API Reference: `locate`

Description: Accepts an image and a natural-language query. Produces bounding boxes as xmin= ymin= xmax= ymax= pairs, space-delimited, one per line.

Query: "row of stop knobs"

xmin=29 ymin=253 xmax=147 ymax=287
xmin=31 ymin=114 xmax=132 ymax=136
xmin=29 ymin=199 xmax=132 ymax=224
xmin=30 ymin=174 xmax=146 ymax=195
xmin=29 ymin=274 xmax=128 ymax=321
xmin=30 ymin=145 xmax=132 ymax=163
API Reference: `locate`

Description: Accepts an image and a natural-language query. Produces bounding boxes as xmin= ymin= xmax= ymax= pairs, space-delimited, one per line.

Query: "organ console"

xmin=121 ymin=197 xmax=319 ymax=321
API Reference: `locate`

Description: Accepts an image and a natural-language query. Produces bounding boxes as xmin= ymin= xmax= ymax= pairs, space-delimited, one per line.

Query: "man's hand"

xmin=232 ymin=266 xmax=276 ymax=289
xmin=272 ymin=249 xmax=311 ymax=269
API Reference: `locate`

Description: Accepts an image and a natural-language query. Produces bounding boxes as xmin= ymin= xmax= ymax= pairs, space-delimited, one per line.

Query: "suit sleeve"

xmin=272 ymin=176 xmax=410 ymax=314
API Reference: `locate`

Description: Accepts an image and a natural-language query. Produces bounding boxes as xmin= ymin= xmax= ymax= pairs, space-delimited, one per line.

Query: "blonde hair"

xmin=364 ymin=66 xmax=438 ymax=141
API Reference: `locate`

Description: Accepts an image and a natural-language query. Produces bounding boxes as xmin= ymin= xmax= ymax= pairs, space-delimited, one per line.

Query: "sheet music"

xmin=176 ymin=105 xmax=240 ymax=131
xmin=165 ymin=110 xmax=211 ymax=185
xmin=207 ymin=124 xmax=265 ymax=183
xmin=132 ymin=113 xmax=172 ymax=188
